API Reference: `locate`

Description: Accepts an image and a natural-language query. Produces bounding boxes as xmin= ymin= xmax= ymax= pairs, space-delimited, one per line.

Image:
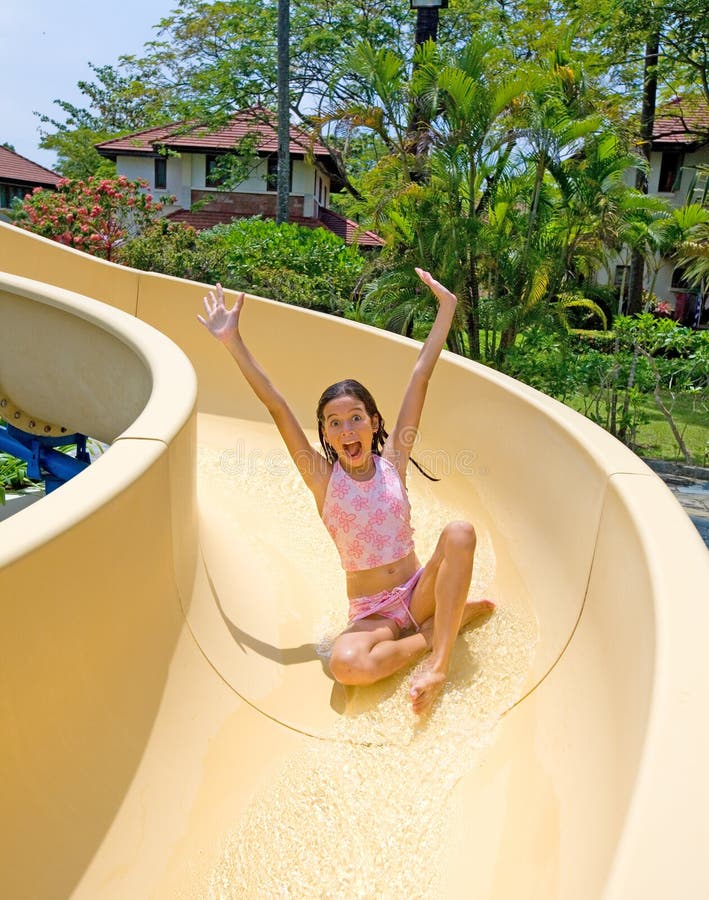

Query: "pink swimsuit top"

xmin=321 ymin=454 xmax=415 ymax=572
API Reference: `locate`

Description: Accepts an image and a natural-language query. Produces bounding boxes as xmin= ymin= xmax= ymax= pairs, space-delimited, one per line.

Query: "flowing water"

xmin=197 ymin=437 xmax=538 ymax=898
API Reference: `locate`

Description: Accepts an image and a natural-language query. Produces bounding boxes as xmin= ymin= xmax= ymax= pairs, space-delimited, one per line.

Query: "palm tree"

xmin=674 ymin=165 xmax=709 ymax=291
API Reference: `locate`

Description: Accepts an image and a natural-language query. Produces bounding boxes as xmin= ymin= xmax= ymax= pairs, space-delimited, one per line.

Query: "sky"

xmin=1 ymin=0 xmax=177 ymax=172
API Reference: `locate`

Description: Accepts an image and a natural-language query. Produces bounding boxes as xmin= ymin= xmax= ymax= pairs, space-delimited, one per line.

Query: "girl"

xmin=198 ymin=269 xmax=493 ymax=714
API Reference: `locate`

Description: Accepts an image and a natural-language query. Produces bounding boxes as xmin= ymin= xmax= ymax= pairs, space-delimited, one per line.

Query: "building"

xmin=648 ymin=97 xmax=708 ymax=325
xmin=0 ymin=146 xmax=61 ymax=211
xmin=600 ymin=97 xmax=709 ymax=324
xmin=96 ymin=108 xmax=384 ymax=248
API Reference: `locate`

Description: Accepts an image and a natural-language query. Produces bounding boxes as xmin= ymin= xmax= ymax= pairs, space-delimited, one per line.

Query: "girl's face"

xmin=321 ymin=394 xmax=379 ymax=472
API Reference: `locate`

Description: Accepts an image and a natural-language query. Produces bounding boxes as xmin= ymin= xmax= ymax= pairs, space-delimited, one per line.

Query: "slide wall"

xmin=0 ymin=222 xmax=708 ymax=899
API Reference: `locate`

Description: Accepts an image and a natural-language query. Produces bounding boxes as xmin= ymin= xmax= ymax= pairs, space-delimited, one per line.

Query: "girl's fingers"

xmin=197 ymin=315 xmax=207 ymax=326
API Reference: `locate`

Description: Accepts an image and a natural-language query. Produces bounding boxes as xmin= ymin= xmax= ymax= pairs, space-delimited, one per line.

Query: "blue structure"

xmin=0 ymin=423 xmax=90 ymax=494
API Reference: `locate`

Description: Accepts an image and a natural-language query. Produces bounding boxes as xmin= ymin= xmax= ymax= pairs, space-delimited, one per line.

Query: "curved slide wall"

xmin=0 ymin=222 xmax=708 ymax=899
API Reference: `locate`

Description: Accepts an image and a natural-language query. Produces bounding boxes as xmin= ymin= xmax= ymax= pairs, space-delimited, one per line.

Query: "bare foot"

xmin=409 ymin=666 xmax=446 ymax=715
xmin=461 ymin=598 xmax=495 ymax=628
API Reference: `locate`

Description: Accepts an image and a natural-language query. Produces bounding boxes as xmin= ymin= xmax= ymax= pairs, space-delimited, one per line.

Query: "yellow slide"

xmin=1 ymin=222 xmax=708 ymax=899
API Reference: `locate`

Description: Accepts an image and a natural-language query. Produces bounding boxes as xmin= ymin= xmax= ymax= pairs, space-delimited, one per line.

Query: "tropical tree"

xmin=320 ymin=37 xmax=528 ymax=358
xmin=37 ymin=0 xmax=412 ymax=182
xmin=674 ymin=165 xmax=709 ymax=289
xmin=326 ymin=37 xmax=653 ymax=363
xmin=36 ymin=63 xmax=172 ymax=179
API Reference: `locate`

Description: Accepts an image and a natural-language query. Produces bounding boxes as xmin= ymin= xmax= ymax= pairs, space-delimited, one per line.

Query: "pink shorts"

xmin=348 ymin=568 xmax=424 ymax=631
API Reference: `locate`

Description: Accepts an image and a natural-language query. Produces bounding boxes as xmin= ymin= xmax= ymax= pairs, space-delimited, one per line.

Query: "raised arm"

xmin=382 ymin=269 xmax=458 ymax=475
xmin=198 ymin=284 xmax=329 ymax=493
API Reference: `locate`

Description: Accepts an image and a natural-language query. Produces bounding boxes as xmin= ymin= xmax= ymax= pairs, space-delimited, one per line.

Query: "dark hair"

xmin=316 ymin=379 xmax=438 ymax=481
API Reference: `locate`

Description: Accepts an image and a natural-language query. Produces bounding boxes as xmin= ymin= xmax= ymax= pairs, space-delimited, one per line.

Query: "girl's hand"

xmin=415 ymin=267 xmax=457 ymax=309
xmin=197 ymin=283 xmax=244 ymax=344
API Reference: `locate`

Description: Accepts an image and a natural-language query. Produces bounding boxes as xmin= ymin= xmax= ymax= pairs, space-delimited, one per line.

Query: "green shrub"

xmin=117 ymin=220 xmax=223 ymax=283
xmin=201 ymin=218 xmax=365 ymax=313
xmin=118 ymin=216 xmax=365 ymax=314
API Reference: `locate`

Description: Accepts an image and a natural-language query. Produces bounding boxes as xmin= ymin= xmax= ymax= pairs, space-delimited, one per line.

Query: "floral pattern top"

xmin=321 ymin=454 xmax=415 ymax=571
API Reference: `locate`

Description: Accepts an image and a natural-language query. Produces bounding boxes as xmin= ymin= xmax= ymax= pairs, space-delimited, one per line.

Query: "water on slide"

xmin=194 ymin=415 xmax=537 ymax=897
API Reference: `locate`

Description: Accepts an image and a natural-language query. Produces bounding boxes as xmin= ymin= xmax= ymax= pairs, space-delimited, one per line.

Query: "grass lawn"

xmin=567 ymin=391 xmax=708 ymax=466
xmin=632 ymin=393 xmax=708 ymax=466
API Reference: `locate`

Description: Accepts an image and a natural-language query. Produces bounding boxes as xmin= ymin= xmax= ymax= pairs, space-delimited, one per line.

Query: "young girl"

xmin=198 ymin=268 xmax=494 ymax=715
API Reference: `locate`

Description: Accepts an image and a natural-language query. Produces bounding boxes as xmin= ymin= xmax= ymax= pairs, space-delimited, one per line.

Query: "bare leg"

xmin=329 ymin=618 xmax=431 ymax=686
xmin=408 ymin=522 xmax=479 ymax=715
xmin=328 ymin=523 xmax=493 ymax=702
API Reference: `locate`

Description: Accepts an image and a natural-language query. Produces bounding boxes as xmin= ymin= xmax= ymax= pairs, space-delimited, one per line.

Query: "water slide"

xmin=1 ymin=221 xmax=708 ymax=899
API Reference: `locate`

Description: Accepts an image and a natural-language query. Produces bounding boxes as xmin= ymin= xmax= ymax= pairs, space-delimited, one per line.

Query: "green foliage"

xmin=36 ymin=62 xmax=173 ymax=178
xmin=0 ymin=452 xmax=34 ymax=505
xmin=320 ymin=35 xmax=665 ymax=366
xmin=203 ymin=218 xmax=365 ymax=313
xmin=38 ymin=127 xmax=118 ymax=180
xmin=36 ymin=0 xmax=413 ymax=180
xmin=505 ymin=316 xmax=709 ymax=460
xmin=116 ymin=220 xmax=219 ymax=282
xmin=119 ymin=216 xmax=365 ymax=314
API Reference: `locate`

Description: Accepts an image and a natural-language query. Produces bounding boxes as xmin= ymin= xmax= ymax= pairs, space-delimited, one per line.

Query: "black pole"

xmin=408 ymin=6 xmax=441 ymax=157
xmin=277 ymin=0 xmax=290 ymax=224
xmin=627 ymin=32 xmax=660 ymax=314
xmin=415 ymin=7 xmax=439 ymax=46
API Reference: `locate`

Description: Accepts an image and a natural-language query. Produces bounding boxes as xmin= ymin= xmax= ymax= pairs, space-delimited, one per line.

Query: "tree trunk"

xmin=618 ymin=341 xmax=640 ymax=443
xmin=627 ymin=32 xmax=660 ymax=314
xmin=406 ymin=7 xmax=440 ymax=179
xmin=638 ymin=346 xmax=693 ymax=463
xmin=465 ymin=254 xmax=481 ymax=360
xmin=276 ymin=0 xmax=290 ymax=225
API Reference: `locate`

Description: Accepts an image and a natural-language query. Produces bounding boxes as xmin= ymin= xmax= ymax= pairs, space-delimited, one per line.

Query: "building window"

xmin=206 ymin=154 xmax=225 ymax=188
xmin=0 ymin=183 xmax=30 ymax=208
xmin=154 ymin=157 xmax=167 ymax=190
xmin=266 ymin=156 xmax=292 ymax=192
xmin=671 ymin=265 xmax=692 ymax=291
xmin=657 ymin=151 xmax=683 ymax=193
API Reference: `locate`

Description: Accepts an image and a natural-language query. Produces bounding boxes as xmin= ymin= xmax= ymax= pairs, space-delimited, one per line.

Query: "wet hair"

xmin=316 ymin=379 xmax=438 ymax=481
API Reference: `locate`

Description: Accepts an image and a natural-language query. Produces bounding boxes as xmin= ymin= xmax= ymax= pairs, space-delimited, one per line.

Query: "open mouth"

xmin=342 ymin=440 xmax=363 ymax=460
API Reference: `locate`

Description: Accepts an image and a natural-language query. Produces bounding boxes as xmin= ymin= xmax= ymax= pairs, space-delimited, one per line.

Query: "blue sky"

xmin=2 ymin=0 xmax=176 ymax=171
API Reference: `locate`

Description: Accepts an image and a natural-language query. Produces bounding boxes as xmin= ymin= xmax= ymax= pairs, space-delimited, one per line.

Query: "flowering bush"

xmin=14 ymin=176 xmax=173 ymax=261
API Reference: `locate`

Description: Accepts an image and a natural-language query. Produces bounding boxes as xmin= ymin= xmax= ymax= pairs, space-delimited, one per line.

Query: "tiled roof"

xmin=166 ymin=206 xmax=385 ymax=248
xmin=0 ymin=146 xmax=61 ymax=186
xmin=318 ymin=206 xmax=385 ymax=247
xmin=653 ymin=97 xmax=709 ymax=147
xmin=94 ymin=122 xmax=184 ymax=155
xmin=96 ymin=107 xmax=331 ymax=158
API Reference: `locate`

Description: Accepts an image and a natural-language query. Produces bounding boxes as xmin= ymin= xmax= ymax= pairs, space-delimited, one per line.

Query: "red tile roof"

xmin=318 ymin=206 xmax=385 ymax=247
xmin=652 ymin=97 xmax=709 ymax=148
xmin=0 ymin=146 xmax=61 ymax=187
xmin=96 ymin=107 xmax=331 ymax=159
xmin=94 ymin=122 xmax=183 ymax=155
xmin=166 ymin=206 xmax=384 ymax=248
